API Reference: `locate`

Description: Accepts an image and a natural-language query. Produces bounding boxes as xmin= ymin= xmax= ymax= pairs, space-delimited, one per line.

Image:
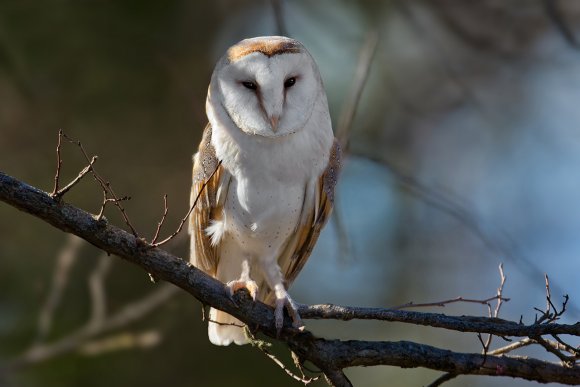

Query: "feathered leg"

xmin=260 ymin=258 xmax=303 ymax=334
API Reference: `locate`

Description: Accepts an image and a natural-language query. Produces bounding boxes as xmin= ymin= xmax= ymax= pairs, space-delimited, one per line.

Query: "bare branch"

xmin=488 ymin=338 xmax=536 ymax=356
xmin=551 ymin=334 xmax=580 ymax=358
xmin=87 ymin=253 xmax=112 ymax=328
xmin=321 ymin=367 xmax=352 ymax=387
xmin=392 ymin=294 xmax=508 ymax=310
xmin=336 ymin=30 xmax=379 ymax=149
xmin=546 ymin=274 xmax=553 ymax=314
xmin=2 ymin=171 xmax=580 ymax=385
xmin=6 ymin=284 xmax=178 ymax=370
xmin=297 ymin=303 xmax=579 ymax=337
xmin=35 ymin=234 xmax=83 ymax=343
xmin=532 ymin=335 xmax=576 ymax=365
xmin=79 ymin=330 xmax=161 ymax=356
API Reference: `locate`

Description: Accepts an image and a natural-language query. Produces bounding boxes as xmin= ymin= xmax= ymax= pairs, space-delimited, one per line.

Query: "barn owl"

xmin=189 ymin=36 xmax=341 ymax=345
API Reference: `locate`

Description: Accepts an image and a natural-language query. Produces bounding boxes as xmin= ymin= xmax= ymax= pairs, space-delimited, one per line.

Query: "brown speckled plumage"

xmin=190 ymin=125 xmax=230 ymax=276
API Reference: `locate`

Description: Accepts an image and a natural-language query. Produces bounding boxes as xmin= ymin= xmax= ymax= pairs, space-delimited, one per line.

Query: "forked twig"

xmin=149 ymin=160 xmax=222 ymax=247
xmin=61 ymin=132 xmax=138 ymax=236
xmin=53 ymin=156 xmax=98 ymax=198
xmin=97 ymin=194 xmax=131 ymax=221
xmin=151 ymin=194 xmax=169 ymax=245
xmin=427 ymin=264 xmax=507 ymax=386
xmin=531 ymin=335 xmax=575 ymax=365
xmin=246 ymin=329 xmax=319 ymax=385
xmin=483 ymin=264 xmax=507 ymax=351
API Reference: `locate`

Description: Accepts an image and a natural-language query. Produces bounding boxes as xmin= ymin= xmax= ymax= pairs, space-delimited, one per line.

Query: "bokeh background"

xmin=1 ymin=1 xmax=580 ymax=386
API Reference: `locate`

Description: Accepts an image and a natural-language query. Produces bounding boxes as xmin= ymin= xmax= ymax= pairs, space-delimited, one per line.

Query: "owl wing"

xmin=189 ymin=124 xmax=231 ymax=277
xmin=262 ymin=139 xmax=342 ymax=305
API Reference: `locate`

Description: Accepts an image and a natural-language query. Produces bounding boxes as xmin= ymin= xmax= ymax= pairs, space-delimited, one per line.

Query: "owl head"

xmin=207 ymin=36 xmax=326 ymax=138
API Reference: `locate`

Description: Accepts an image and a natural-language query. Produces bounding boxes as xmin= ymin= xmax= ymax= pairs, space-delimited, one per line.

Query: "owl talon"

xmin=275 ymin=295 xmax=304 ymax=336
xmin=226 ymin=279 xmax=258 ymax=301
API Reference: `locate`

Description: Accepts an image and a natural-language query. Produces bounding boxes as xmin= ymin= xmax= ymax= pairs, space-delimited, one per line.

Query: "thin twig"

xmin=61 ymin=132 xmax=138 ymax=236
xmin=483 ymin=264 xmax=508 ymax=352
xmin=488 ymin=338 xmax=535 ymax=356
xmin=336 ymin=29 xmax=379 ymax=150
xmin=50 ymin=129 xmax=63 ymax=196
xmin=97 ymin=195 xmax=130 ymax=221
xmin=206 ymin=318 xmax=245 ymax=328
xmin=151 ymin=194 xmax=169 ymax=245
xmin=551 ymin=334 xmax=580 ymax=357
xmin=247 ymin=330 xmax=319 ymax=385
xmin=391 ymin=294 xmax=509 ymax=310
xmin=54 ymin=156 xmax=97 ymax=198
xmin=426 ymin=372 xmax=458 ymax=387
xmin=150 ymin=160 xmax=222 ymax=247
xmin=493 ymin=264 xmax=507 ymax=317
xmin=532 ymin=335 xmax=576 ymax=365
xmin=332 ymin=30 xmax=380 ymax=264
xmin=546 ymin=274 xmax=552 ymax=314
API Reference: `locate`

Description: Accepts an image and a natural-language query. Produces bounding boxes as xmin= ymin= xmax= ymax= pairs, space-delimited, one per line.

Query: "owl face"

xmin=209 ymin=37 xmax=322 ymax=138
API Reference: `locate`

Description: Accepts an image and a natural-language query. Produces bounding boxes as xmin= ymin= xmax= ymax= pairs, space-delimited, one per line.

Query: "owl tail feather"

xmin=208 ymin=307 xmax=249 ymax=346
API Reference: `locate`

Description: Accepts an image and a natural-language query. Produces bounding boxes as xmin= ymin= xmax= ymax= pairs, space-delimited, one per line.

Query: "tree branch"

xmin=297 ymin=303 xmax=579 ymax=337
xmin=1 ymin=170 xmax=579 ymax=385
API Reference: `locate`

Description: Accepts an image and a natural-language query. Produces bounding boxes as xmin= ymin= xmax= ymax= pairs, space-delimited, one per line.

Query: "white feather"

xmin=205 ymin=219 xmax=226 ymax=247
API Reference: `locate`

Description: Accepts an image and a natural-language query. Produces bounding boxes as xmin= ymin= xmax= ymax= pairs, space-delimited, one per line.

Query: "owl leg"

xmin=261 ymin=261 xmax=303 ymax=334
xmin=226 ymin=259 xmax=258 ymax=300
xmin=274 ymin=284 xmax=303 ymax=332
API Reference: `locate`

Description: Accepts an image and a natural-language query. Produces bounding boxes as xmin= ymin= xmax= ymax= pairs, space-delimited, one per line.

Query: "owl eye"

xmin=242 ymin=81 xmax=257 ymax=90
xmin=284 ymin=77 xmax=296 ymax=88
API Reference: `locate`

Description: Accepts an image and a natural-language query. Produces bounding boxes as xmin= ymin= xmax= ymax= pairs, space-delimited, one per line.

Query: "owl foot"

xmin=227 ymin=279 xmax=258 ymax=301
xmin=275 ymin=294 xmax=304 ymax=336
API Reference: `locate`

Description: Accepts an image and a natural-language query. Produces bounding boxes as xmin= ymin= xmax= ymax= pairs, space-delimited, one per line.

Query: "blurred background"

xmin=1 ymin=1 xmax=580 ymax=386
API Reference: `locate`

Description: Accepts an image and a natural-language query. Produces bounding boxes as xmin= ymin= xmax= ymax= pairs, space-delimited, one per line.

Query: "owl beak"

xmin=269 ymin=115 xmax=280 ymax=132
